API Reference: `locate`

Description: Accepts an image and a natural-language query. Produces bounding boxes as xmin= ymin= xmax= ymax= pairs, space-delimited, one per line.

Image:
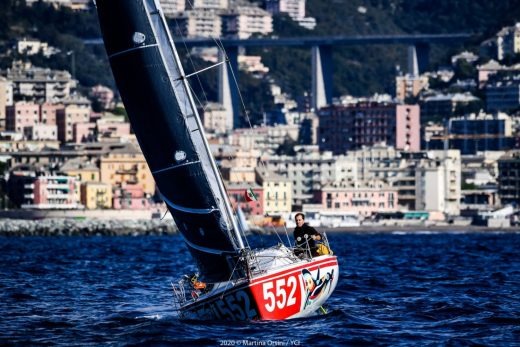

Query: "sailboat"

xmin=95 ymin=0 xmax=338 ymax=320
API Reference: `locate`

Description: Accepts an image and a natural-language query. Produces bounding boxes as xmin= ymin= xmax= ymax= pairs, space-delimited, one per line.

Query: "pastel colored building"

xmin=57 ymin=103 xmax=91 ymax=143
xmin=89 ymin=84 xmax=114 ymax=110
xmin=23 ymin=124 xmax=58 ymax=141
xmin=222 ymin=6 xmax=273 ymax=39
xmin=40 ymin=102 xmax=61 ymax=125
xmin=80 ymin=181 xmax=112 ymax=209
xmin=73 ymin=122 xmax=97 ymax=143
xmin=25 ymin=175 xmax=80 ymax=209
xmin=97 ymin=117 xmax=131 ymax=140
xmin=257 ymin=169 xmax=292 ymax=216
xmin=6 ymin=101 xmax=39 ymax=132
xmin=318 ymin=102 xmax=420 ymax=154
xmin=112 ymin=183 xmax=151 ymax=210
xmin=60 ymin=158 xmax=99 ymax=183
xmin=7 ymin=61 xmax=75 ymax=102
xmin=227 ymin=184 xmax=264 ymax=217
xmin=99 ymin=143 xmax=155 ymax=195
xmin=395 ymin=74 xmax=429 ymax=101
xmin=0 ymin=77 xmax=14 ymax=130
xmin=320 ymin=182 xmax=398 ymax=219
xmin=201 ymin=102 xmax=231 ymax=134
xmin=395 ymin=104 xmax=420 ymax=151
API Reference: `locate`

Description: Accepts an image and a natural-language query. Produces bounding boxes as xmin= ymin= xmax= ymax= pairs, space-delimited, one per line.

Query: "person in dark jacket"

xmin=293 ymin=213 xmax=321 ymax=257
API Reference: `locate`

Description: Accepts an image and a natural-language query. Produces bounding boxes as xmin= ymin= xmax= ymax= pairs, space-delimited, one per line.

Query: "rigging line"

xmin=280 ymin=221 xmax=293 ymax=247
xmin=219 ymin=254 xmax=245 ymax=300
xmin=264 ymin=212 xmax=285 ymax=246
xmin=235 ymin=202 xmax=251 ymax=250
xmin=172 ymin=15 xmax=211 ymax=107
xmin=222 ymin=44 xmax=272 ymax=176
xmin=187 ymin=81 xmax=208 ymax=113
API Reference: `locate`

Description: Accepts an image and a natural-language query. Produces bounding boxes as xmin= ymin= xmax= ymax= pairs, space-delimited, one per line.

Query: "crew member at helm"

xmin=293 ymin=213 xmax=321 ymax=257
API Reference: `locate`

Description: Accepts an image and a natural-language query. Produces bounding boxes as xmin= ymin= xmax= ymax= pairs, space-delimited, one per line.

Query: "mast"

xmin=95 ymin=0 xmax=247 ymax=281
xmin=151 ymin=0 xmax=245 ymax=249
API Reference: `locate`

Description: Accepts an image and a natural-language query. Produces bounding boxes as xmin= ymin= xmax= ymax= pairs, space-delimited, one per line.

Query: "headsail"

xmin=95 ymin=0 xmax=244 ymax=282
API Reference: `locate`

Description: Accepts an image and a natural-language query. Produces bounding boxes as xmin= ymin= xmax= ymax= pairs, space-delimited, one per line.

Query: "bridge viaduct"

xmin=87 ymin=34 xmax=474 ymax=125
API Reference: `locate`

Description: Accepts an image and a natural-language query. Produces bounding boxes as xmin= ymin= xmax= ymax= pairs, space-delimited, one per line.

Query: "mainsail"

xmin=96 ymin=0 xmax=244 ymax=282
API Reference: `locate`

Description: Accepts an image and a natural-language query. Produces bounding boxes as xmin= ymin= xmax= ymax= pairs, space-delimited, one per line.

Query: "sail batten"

xmin=96 ymin=0 xmax=244 ymax=282
xmin=152 ymin=160 xmax=201 ymax=174
xmin=108 ymin=44 xmax=159 ymax=59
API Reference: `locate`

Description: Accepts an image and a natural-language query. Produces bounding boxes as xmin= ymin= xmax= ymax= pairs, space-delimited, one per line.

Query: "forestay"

xmin=96 ymin=0 xmax=243 ymax=282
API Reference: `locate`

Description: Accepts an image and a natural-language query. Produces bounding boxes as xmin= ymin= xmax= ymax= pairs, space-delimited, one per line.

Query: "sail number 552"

xmin=263 ymin=276 xmax=297 ymax=312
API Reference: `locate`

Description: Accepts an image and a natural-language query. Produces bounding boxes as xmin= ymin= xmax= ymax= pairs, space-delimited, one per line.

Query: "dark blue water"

xmin=1 ymin=232 xmax=519 ymax=346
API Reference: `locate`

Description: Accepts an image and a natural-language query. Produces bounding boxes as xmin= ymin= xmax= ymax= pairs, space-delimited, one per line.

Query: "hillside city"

xmin=1 ymin=0 xmax=520 ymax=229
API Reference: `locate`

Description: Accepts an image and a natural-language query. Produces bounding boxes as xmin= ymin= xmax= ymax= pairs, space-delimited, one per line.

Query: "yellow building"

xmin=60 ymin=159 xmax=100 ymax=202
xmin=80 ymin=181 xmax=113 ymax=209
xmin=99 ymin=143 xmax=155 ymax=195
xmin=257 ymin=168 xmax=292 ymax=215
xmin=61 ymin=159 xmax=99 ymax=182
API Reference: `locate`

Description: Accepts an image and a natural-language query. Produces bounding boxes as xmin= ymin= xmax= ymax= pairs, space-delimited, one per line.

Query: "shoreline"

xmin=0 ymin=218 xmax=177 ymax=237
xmin=0 ymin=218 xmax=518 ymax=236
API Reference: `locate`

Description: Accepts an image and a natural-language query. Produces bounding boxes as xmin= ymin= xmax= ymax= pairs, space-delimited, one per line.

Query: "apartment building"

xmin=446 ymin=112 xmax=515 ymax=155
xmin=56 ymin=103 xmax=91 ymax=143
xmin=81 ymin=181 xmax=112 ymax=209
xmin=264 ymin=147 xmax=351 ymax=208
xmin=497 ymin=150 xmax=520 ymax=205
xmin=486 ymin=76 xmax=520 ymax=113
xmin=6 ymin=101 xmax=39 ymax=133
xmin=0 ymin=77 xmax=14 ymax=130
xmin=99 ymin=143 xmax=155 ymax=195
xmin=7 ymin=62 xmax=75 ymax=103
xmin=174 ymin=9 xmax=223 ymax=38
xmin=415 ymin=150 xmax=461 ymax=216
xmin=320 ymin=181 xmax=398 ymax=218
xmin=113 ymin=183 xmax=152 ymax=210
xmin=256 ymin=168 xmax=292 ymax=216
xmin=318 ymin=102 xmax=420 ymax=154
xmin=395 ymin=74 xmax=429 ymax=101
xmin=23 ymin=124 xmax=58 ymax=141
xmin=25 ymin=175 xmax=80 ymax=210
xmin=222 ymin=6 xmax=273 ymax=39
xmin=265 ymin=0 xmax=315 ymax=29
xmin=40 ymin=102 xmax=61 ymax=125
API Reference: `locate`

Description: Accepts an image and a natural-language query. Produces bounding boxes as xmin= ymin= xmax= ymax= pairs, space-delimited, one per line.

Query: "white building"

xmin=201 ymin=102 xmax=231 ymax=133
xmin=192 ymin=0 xmax=228 ymax=10
xmin=416 ymin=150 xmax=461 ymax=216
xmin=265 ymin=0 xmax=315 ymax=30
xmin=0 ymin=77 xmax=14 ymax=130
xmin=222 ymin=6 xmax=273 ymax=39
xmin=496 ymin=23 xmax=520 ymax=61
xmin=230 ymin=125 xmax=298 ymax=152
xmin=264 ymin=147 xmax=354 ymax=207
xmin=7 ymin=62 xmax=76 ymax=103
xmin=174 ymin=9 xmax=222 ymax=38
xmin=160 ymin=0 xmax=186 ymax=17
xmin=23 ymin=124 xmax=58 ymax=141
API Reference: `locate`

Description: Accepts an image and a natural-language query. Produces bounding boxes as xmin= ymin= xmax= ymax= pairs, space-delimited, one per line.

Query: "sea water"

xmin=0 ymin=232 xmax=519 ymax=346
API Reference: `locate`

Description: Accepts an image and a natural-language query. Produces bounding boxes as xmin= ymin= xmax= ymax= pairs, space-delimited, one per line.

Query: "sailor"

xmin=293 ymin=213 xmax=322 ymax=257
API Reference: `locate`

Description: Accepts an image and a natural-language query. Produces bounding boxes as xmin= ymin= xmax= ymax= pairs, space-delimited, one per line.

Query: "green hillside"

xmin=1 ymin=0 xmax=519 ymax=123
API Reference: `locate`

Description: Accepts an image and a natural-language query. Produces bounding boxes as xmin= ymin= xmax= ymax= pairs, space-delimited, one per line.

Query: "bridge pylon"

xmin=312 ymin=45 xmax=333 ymax=111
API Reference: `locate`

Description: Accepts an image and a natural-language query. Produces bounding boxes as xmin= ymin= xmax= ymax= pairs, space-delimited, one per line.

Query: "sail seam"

xmin=108 ymin=44 xmax=159 ymax=59
xmin=161 ymin=194 xmax=218 ymax=214
xmin=180 ymin=235 xmax=236 ymax=255
xmin=152 ymin=160 xmax=201 ymax=174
